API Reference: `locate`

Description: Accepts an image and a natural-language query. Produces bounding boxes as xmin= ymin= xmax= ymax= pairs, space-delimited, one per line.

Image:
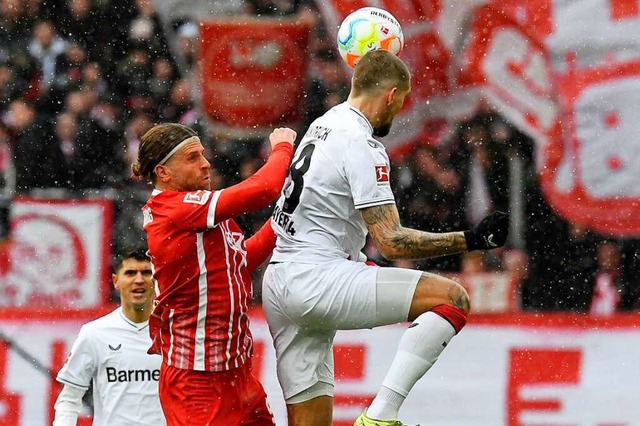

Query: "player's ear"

xmin=112 ymin=273 xmax=119 ymax=290
xmin=386 ymin=87 xmax=398 ymax=106
xmin=154 ymin=164 xmax=171 ymax=182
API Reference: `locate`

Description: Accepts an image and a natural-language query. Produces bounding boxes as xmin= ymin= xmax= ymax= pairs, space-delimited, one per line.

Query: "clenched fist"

xmin=463 ymin=211 xmax=509 ymax=251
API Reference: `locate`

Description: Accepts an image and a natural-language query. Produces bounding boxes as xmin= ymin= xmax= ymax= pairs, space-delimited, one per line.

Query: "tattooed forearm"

xmin=361 ymin=204 xmax=467 ymax=260
xmin=388 ymin=228 xmax=466 ymax=259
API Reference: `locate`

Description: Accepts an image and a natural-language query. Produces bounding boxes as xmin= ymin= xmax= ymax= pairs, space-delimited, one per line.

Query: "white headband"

xmin=157 ymin=136 xmax=200 ymax=166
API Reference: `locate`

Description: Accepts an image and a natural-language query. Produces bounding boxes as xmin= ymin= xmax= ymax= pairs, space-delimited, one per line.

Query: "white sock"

xmin=366 ymin=312 xmax=456 ymax=420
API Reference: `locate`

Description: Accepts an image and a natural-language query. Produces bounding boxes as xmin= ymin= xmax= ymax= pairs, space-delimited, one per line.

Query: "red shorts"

xmin=159 ymin=360 xmax=275 ymax=426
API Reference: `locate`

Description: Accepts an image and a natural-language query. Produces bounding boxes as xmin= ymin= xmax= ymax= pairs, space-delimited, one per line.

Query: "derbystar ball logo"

xmin=375 ymin=165 xmax=389 ymax=183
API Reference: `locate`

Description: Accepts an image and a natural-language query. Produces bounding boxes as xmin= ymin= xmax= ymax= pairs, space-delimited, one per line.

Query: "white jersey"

xmin=271 ymin=102 xmax=395 ymax=263
xmin=56 ymin=307 xmax=164 ymax=426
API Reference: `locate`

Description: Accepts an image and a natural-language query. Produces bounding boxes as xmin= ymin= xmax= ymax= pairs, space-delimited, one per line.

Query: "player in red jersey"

xmin=131 ymin=123 xmax=295 ymax=425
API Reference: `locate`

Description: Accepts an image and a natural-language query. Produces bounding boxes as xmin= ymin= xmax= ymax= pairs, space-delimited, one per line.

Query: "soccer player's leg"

xmin=286 ymin=387 xmax=334 ymax=426
xmin=240 ymin=363 xmax=277 ymax=425
xmin=266 ymin=310 xmax=336 ymax=426
xmin=158 ymin=365 xmax=232 ymax=425
xmin=263 ymin=262 xmax=339 ymax=426
xmin=363 ymin=269 xmax=469 ymax=423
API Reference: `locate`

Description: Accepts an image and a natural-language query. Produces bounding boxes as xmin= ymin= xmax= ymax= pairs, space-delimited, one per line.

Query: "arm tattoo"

xmin=361 ymin=204 xmax=467 ymax=260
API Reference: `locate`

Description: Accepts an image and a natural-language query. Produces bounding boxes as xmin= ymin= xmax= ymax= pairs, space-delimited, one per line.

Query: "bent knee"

xmin=448 ymin=280 xmax=470 ymax=315
xmin=412 ymin=273 xmax=471 ymax=316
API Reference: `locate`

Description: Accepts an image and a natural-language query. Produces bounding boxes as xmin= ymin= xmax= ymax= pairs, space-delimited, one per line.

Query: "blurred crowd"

xmin=0 ymin=0 xmax=637 ymax=313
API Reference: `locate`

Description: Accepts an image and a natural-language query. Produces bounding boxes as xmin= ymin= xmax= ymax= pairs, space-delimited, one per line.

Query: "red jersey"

xmin=142 ymin=143 xmax=293 ymax=373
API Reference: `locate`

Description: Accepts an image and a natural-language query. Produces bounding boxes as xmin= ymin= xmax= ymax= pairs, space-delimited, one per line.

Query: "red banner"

xmin=199 ymin=18 xmax=311 ymax=134
xmin=541 ymin=58 xmax=640 ymax=236
xmin=0 ymin=197 xmax=112 ymax=309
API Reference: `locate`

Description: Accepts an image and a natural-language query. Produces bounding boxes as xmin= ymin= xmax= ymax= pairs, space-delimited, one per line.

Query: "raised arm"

xmin=215 ymin=128 xmax=295 ymax=222
xmin=361 ymin=203 xmax=509 ymax=260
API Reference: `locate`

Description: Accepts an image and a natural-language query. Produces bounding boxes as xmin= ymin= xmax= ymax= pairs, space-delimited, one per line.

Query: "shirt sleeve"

xmin=56 ymin=325 xmax=96 ymax=390
xmin=245 ymin=218 xmax=276 ymax=273
xmin=344 ymin=138 xmax=396 ymax=209
xmin=53 ymin=384 xmax=86 ymax=426
xmin=167 ymin=190 xmax=222 ymax=232
xmin=215 ymin=143 xmax=293 ymax=221
xmin=169 ymin=143 xmax=293 ymax=232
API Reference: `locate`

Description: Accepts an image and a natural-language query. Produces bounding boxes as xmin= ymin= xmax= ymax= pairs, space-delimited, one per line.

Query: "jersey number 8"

xmin=282 ymin=144 xmax=316 ymax=214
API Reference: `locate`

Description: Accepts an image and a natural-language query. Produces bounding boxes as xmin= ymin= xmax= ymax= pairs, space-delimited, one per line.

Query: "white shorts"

xmin=262 ymin=259 xmax=421 ymax=401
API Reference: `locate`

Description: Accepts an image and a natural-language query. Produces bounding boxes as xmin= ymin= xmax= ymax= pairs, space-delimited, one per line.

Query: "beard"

xmin=373 ymin=123 xmax=391 ymax=137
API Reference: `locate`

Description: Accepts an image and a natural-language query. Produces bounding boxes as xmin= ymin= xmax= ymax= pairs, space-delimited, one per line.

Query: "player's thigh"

xmin=240 ymin=368 xmax=276 ymax=425
xmin=266 ymin=306 xmax=336 ymax=400
xmin=408 ymin=271 xmax=470 ymax=320
xmin=374 ymin=266 xmax=422 ymax=326
xmin=160 ymin=363 xmax=273 ymax=426
xmin=265 ymin=260 xmax=378 ymax=329
xmin=159 ymin=365 xmax=223 ymax=425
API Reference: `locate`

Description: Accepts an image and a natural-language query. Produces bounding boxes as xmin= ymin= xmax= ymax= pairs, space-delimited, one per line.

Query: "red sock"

xmin=431 ymin=304 xmax=467 ymax=334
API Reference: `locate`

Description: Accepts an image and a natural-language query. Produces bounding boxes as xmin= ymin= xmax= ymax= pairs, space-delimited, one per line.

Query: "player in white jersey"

xmin=53 ymin=248 xmax=164 ymax=426
xmin=264 ymin=50 xmax=509 ymax=426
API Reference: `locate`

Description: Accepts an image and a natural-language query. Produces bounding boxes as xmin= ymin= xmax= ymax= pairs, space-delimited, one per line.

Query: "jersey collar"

xmin=345 ymin=102 xmax=374 ymax=135
xmin=118 ymin=307 xmax=150 ymax=331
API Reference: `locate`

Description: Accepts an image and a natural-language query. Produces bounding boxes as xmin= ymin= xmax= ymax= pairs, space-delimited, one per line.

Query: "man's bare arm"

xmin=361 ymin=203 xmax=468 ymax=260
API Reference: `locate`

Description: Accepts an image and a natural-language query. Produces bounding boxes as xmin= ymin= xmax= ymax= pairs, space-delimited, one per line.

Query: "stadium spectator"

xmin=159 ymin=77 xmax=198 ymax=126
xmin=589 ymin=240 xmax=622 ymax=315
xmin=115 ymin=42 xmax=153 ymax=101
xmin=556 ymin=223 xmax=599 ymax=312
xmin=132 ymin=123 xmax=295 ymax=424
xmin=398 ymin=143 xmax=467 ymax=272
xmin=6 ymin=98 xmax=52 ymax=193
xmin=0 ymin=61 xmax=27 ymax=108
xmin=62 ymin=88 xmax=123 ymax=190
xmin=55 ymin=0 xmax=111 ymax=65
xmin=173 ymin=21 xmax=197 ymax=73
xmin=53 ymin=248 xmax=164 ymax=426
xmin=27 ymin=19 xmax=67 ymax=91
xmin=262 ymin=50 xmax=508 ymax=426
xmin=127 ymin=0 xmax=172 ymax=62
xmin=149 ymin=56 xmax=177 ymax=107
xmin=0 ymin=0 xmax=33 ymax=54
xmin=122 ymin=112 xmax=154 ymax=179
xmin=48 ymin=111 xmax=79 ymax=188
xmin=80 ymin=61 xmax=109 ymax=99
xmin=48 ymin=41 xmax=88 ymax=114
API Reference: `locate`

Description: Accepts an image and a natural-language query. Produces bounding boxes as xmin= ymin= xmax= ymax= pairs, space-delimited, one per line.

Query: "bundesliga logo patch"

xmin=375 ymin=165 xmax=389 ymax=183
xmin=183 ymin=190 xmax=211 ymax=205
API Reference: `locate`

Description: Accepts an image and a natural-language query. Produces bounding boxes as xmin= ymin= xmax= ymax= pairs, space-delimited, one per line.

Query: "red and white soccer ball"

xmin=336 ymin=7 xmax=404 ymax=68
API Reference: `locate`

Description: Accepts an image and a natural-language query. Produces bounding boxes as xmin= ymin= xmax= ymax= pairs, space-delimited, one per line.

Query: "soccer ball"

xmin=336 ymin=7 xmax=404 ymax=68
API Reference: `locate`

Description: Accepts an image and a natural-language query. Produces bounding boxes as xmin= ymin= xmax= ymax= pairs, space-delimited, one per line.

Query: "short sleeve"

xmin=166 ymin=189 xmax=223 ymax=231
xmin=56 ymin=326 xmax=96 ymax=390
xmin=344 ymin=138 xmax=395 ymax=209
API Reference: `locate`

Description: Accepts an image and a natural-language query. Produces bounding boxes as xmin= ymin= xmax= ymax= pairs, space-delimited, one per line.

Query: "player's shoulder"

xmin=308 ymin=108 xmax=366 ymax=148
xmin=81 ymin=308 xmax=122 ymax=333
xmin=72 ymin=308 xmax=121 ymax=349
xmin=149 ymin=189 xmax=215 ymax=211
xmin=328 ymin=102 xmax=369 ymax=128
